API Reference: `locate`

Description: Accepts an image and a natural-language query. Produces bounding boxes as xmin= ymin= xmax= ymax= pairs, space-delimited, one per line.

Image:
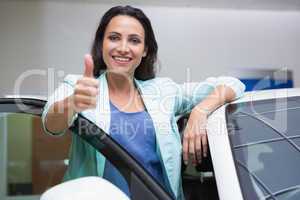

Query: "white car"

xmin=208 ymin=88 xmax=300 ymax=200
xmin=0 ymin=88 xmax=299 ymax=200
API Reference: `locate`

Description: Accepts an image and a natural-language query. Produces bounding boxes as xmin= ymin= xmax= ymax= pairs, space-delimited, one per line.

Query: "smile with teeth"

xmin=112 ymin=56 xmax=132 ymax=62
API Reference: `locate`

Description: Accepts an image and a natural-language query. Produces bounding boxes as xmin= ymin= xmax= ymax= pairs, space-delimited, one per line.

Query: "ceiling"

xmin=36 ymin=0 xmax=300 ymax=11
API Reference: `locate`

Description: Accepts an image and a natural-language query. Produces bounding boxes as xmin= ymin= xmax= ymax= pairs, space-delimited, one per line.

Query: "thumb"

xmin=83 ymin=54 xmax=94 ymax=77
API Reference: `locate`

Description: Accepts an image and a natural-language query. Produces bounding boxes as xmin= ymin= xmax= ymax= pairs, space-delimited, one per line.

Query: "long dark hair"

xmin=91 ymin=5 xmax=158 ymax=80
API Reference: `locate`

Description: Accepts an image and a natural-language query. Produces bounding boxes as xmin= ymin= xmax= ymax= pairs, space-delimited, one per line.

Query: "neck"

xmin=106 ymin=72 xmax=135 ymax=94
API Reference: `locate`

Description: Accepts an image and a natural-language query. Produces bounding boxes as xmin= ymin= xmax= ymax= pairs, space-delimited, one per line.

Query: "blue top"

xmin=103 ymin=101 xmax=165 ymax=197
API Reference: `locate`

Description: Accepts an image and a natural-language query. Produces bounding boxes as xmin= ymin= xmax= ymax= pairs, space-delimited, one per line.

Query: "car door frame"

xmin=0 ymin=98 xmax=45 ymax=200
xmin=70 ymin=113 xmax=174 ymax=200
xmin=0 ymin=98 xmax=173 ymax=200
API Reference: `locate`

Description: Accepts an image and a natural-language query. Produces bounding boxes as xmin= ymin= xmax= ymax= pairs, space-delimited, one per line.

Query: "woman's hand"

xmin=72 ymin=54 xmax=99 ymax=113
xmin=182 ymin=110 xmax=208 ymax=166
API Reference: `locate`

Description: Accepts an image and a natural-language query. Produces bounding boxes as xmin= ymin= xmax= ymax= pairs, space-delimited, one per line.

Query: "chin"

xmin=107 ymin=67 xmax=132 ymax=76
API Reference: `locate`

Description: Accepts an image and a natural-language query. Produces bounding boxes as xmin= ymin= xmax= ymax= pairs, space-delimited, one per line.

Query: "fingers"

xmin=189 ymin=137 xmax=196 ymax=166
xmin=84 ymin=54 xmax=94 ymax=78
xmin=183 ymin=132 xmax=197 ymax=166
xmin=72 ymin=54 xmax=99 ymax=112
xmin=74 ymin=94 xmax=97 ymax=107
xmin=195 ymin=133 xmax=208 ymax=163
xmin=183 ymin=127 xmax=208 ymax=166
xmin=74 ymin=85 xmax=99 ymax=97
xmin=77 ymin=77 xmax=99 ymax=87
xmin=182 ymin=135 xmax=189 ymax=165
xmin=74 ymin=102 xmax=96 ymax=112
xmin=73 ymin=96 xmax=97 ymax=112
xmin=195 ymin=133 xmax=202 ymax=163
xmin=73 ymin=82 xmax=98 ymax=112
xmin=202 ymin=134 xmax=208 ymax=158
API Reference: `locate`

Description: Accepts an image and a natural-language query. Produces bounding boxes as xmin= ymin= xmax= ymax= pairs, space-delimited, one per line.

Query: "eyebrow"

xmin=108 ymin=31 xmax=143 ymax=38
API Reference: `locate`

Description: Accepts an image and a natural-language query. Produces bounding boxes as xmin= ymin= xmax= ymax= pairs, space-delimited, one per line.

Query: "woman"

xmin=42 ymin=5 xmax=245 ymax=200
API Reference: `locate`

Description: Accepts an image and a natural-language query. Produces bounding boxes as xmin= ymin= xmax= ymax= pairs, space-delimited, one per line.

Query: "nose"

xmin=117 ymin=40 xmax=129 ymax=54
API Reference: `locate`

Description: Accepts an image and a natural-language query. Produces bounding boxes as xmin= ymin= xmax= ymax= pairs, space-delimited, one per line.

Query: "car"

xmin=0 ymin=88 xmax=299 ymax=200
xmin=207 ymin=88 xmax=300 ymax=200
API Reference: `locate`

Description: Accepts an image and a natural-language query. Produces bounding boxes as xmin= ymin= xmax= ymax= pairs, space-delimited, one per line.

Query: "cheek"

xmin=101 ymin=42 xmax=111 ymax=66
xmin=102 ymin=41 xmax=110 ymax=54
xmin=133 ymin=46 xmax=146 ymax=58
xmin=102 ymin=40 xmax=118 ymax=54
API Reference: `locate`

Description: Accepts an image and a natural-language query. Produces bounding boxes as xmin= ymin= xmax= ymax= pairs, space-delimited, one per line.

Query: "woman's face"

xmin=102 ymin=15 xmax=147 ymax=77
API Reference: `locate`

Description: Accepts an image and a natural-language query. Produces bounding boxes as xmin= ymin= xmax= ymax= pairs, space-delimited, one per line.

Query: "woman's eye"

xmin=108 ymin=35 xmax=119 ymax=41
xmin=130 ymin=38 xmax=141 ymax=44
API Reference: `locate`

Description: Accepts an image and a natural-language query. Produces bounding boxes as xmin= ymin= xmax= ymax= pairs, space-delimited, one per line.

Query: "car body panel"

xmin=207 ymin=105 xmax=244 ymax=200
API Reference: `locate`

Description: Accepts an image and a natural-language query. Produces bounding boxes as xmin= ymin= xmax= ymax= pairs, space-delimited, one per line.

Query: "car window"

xmin=0 ymin=111 xmax=70 ymax=199
xmin=0 ymin=99 xmax=173 ymax=200
xmin=226 ymin=96 xmax=300 ymax=200
xmin=70 ymin=114 xmax=174 ymax=200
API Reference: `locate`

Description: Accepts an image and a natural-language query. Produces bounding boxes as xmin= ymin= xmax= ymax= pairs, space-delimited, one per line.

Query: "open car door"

xmin=0 ymin=98 xmax=173 ymax=200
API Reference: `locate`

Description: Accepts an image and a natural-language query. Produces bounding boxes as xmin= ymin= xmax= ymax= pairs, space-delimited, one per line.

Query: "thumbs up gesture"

xmin=72 ymin=54 xmax=99 ymax=112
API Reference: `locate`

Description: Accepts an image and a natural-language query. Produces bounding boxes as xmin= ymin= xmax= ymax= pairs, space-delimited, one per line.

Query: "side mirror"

xmin=40 ymin=177 xmax=130 ymax=200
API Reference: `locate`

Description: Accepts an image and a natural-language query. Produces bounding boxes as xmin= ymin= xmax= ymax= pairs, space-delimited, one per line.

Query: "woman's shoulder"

xmin=136 ymin=77 xmax=180 ymax=95
xmin=137 ymin=77 xmax=176 ymax=85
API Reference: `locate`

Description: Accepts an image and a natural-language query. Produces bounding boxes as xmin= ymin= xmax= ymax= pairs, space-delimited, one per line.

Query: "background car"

xmin=0 ymin=88 xmax=299 ymax=200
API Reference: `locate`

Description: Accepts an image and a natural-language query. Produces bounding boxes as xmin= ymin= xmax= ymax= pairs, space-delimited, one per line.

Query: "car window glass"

xmin=0 ymin=112 xmax=132 ymax=199
xmin=294 ymin=138 xmax=300 ymax=147
xmin=0 ymin=113 xmax=71 ymax=197
xmin=233 ymin=97 xmax=300 ymax=117
xmin=226 ymin=96 xmax=300 ymax=200
xmin=69 ymin=115 xmax=170 ymax=200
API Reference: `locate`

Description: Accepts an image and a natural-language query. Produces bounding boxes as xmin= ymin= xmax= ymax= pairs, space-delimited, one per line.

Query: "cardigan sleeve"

xmin=41 ymin=75 xmax=79 ymax=136
xmin=174 ymin=76 xmax=245 ymax=117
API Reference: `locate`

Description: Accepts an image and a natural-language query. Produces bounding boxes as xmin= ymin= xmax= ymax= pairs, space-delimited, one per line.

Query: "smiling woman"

xmin=102 ymin=15 xmax=147 ymax=76
xmin=42 ymin=5 xmax=245 ymax=200
xmin=91 ymin=6 xmax=158 ymax=81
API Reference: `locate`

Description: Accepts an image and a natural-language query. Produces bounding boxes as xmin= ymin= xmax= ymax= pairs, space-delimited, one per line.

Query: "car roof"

xmin=3 ymin=94 xmax=47 ymax=101
xmin=233 ymin=88 xmax=300 ymax=103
